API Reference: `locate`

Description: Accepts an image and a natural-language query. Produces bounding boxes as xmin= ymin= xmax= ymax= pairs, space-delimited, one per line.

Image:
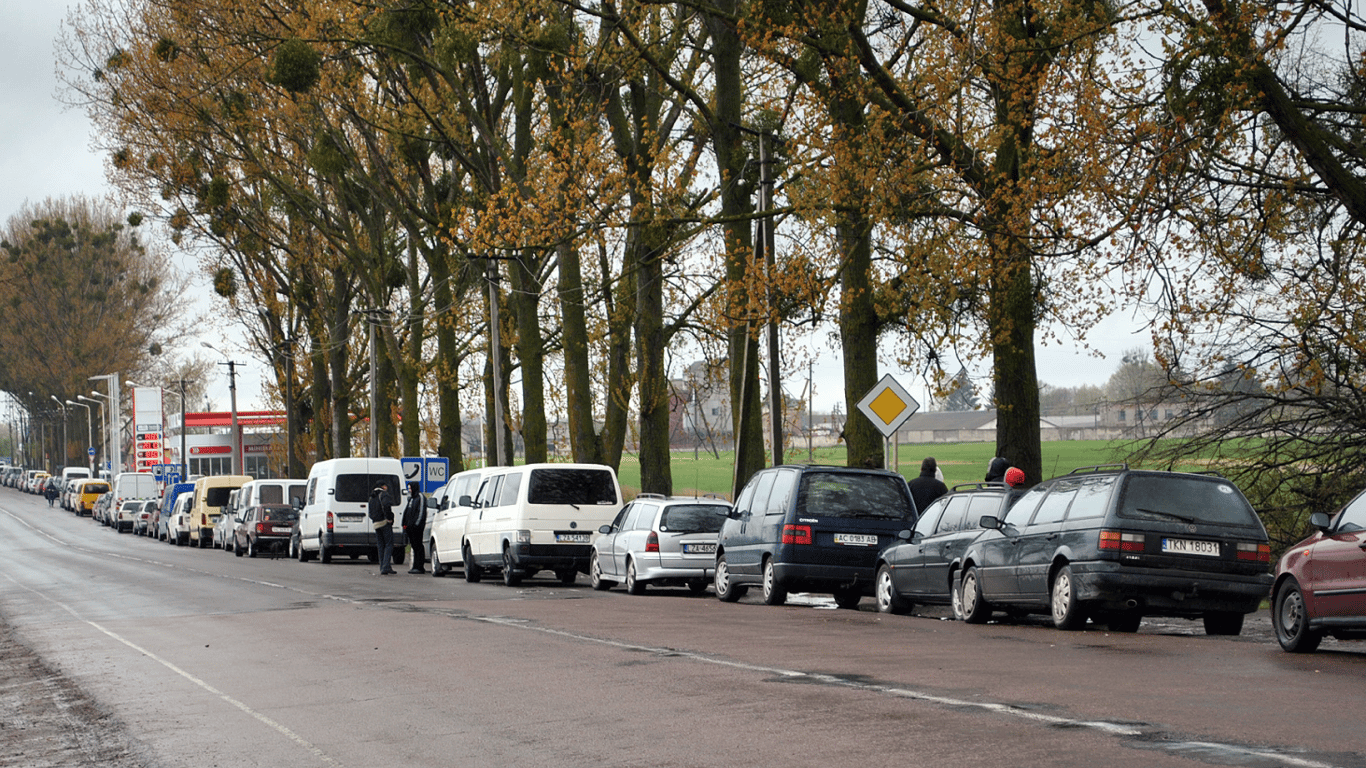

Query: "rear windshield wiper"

xmin=1133 ymin=507 xmax=1195 ymax=524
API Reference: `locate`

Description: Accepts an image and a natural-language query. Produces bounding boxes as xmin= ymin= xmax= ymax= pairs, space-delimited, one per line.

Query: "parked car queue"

xmin=11 ymin=458 xmax=1365 ymax=655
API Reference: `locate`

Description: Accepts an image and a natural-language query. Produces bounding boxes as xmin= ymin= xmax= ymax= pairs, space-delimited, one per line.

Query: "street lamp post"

xmin=78 ymin=394 xmax=106 ymax=475
xmin=50 ymin=395 xmax=68 ymax=469
xmin=66 ymin=401 xmax=93 ymax=475
xmin=202 ymin=343 xmax=242 ymax=475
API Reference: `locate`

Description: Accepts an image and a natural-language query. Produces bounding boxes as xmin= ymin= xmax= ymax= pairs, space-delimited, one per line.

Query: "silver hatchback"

xmin=590 ymin=495 xmax=730 ymax=594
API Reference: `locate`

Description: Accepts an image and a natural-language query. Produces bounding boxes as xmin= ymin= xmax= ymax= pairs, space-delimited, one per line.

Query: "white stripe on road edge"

xmin=471 ymin=615 xmax=1343 ymax=768
xmin=2 ymin=573 xmax=342 ymax=768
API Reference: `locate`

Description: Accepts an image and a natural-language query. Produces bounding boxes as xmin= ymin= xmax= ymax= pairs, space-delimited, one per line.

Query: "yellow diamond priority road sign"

xmin=856 ymin=374 xmax=920 ymax=437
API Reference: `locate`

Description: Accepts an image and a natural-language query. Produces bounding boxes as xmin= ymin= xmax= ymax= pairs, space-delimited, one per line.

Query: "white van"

xmin=110 ymin=472 xmax=160 ymax=533
xmin=239 ymin=477 xmax=308 ymax=509
xmin=296 ymin=458 xmax=407 ymax=565
xmin=427 ymin=468 xmax=491 ymax=577
xmin=462 ymin=463 xmax=622 ymax=586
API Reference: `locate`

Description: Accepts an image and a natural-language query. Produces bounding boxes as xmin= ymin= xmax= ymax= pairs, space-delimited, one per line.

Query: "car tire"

xmin=501 ymin=547 xmax=521 ymax=586
xmin=957 ymin=567 xmax=992 ymax=624
xmin=247 ymin=538 xmax=257 ymax=558
xmin=1202 ymin=611 xmax=1244 ymax=636
xmin=714 ymin=553 xmax=746 ymax=602
xmin=320 ymin=542 xmax=332 ymax=564
xmin=430 ymin=544 xmax=446 ymax=577
xmin=687 ymin=580 xmax=708 ymax=595
xmin=589 ymin=552 xmax=614 ymax=590
xmin=833 ymin=589 xmax=861 ymax=610
xmin=875 ymin=563 xmax=911 ymax=615
xmin=463 ymin=545 xmax=483 ymax=583
xmin=625 ymin=559 xmax=645 ymax=595
xmin=234 ymin=541 xmax=244 ymax=557
xmin=1050 ymin=565 xmax=1087 ymax=631
xmin=556 ymin=569 xmax=577 ymax=585
xmin=1273 ymin=579 xmax=1323 ymax=653
xmin=289 ymin=536 xmax=298 ymax=560
xmin=761 ymin=558 xmax=787 ymax=606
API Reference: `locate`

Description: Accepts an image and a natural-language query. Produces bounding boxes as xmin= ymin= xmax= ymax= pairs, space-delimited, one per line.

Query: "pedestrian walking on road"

xmin=402 ymin=481 xmax=427 ymax=574
xmin=368 ymin=482 xmax=397 ymax=575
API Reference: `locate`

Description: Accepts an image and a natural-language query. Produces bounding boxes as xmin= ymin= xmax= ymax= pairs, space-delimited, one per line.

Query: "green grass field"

xmin=613 ymin=439 xmax=1203 ymax=499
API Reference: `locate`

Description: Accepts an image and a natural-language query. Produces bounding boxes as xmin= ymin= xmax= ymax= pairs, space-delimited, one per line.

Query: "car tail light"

xmin=1237 ymin=542 xmax=1271 ymax=563
xmin=326 ymin=511 xmax=335 ymax=531
xmin=201 ymin=513 xmax=207 ymax=526
xmin=1099 ymin=530 xmax=1144 ymax=552
xmin=256 ymin=523 xmax=264 ymax=534
xmin=782 ymin=524 xmax=812 ymax=545
xmin=646 ymin=531 xmax=659 ymax=552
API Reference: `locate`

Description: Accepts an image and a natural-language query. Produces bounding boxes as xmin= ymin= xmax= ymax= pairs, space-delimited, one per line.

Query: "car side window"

xmin=913 ymin=499 xmax=947 ymax=538
xmin=626 ymin=503 xmax=657 ymax=530
xmin=1335 ymin=491 xmax=1366 ymax=533
xmin=966 ymin=494 xmax=1004 ymax=528
xmin=1028 ymin=485 xmax=1077 ymax=526
xmin=935 ymin=496 xmax=971 ymax=534
xmin=747 ymin=472 xmax=777 ymax=518
xmin=498 ymin=472 xmax=523 ymax=507
xmin=766 ymin=470 xmax=796 ymax=516
xmin=1063 ymin=477 xmax=1111 ymax=521
xmin=307 ymin=478 xmax=317 ymax=505
xmin=475 ymin=476 xmax=503 ymax=509
xmin=733 ymin=482 xmax=757 ymax=517
xmin=609 ymin=504 xmax=632 ymax=531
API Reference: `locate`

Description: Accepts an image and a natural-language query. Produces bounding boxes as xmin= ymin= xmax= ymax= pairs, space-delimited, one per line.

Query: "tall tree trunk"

xmin=399 ymin=234 xmax=423 ymax=456
xmin=635 ymin=222 xmax=672 ymax=495
xmin=557 ymin=240 xmax=605 ymax=465
xmin=328 ymin=268 xmax=352 ymax=459
xmin=431 ymin=252 xmax=465 ymax=471
xmin=600 ymin=245 xmax=634 ymax=471
xmin=509 ymin=251 xmax=548 ymax=465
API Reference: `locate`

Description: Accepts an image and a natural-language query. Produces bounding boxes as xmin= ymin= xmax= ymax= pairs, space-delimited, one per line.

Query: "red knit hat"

xmin=1005 ymin=467 xmax=1026 ymax=488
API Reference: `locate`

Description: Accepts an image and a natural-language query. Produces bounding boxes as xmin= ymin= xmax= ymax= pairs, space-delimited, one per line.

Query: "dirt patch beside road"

xmin=0 ymin=620 xmax=148 ymax=768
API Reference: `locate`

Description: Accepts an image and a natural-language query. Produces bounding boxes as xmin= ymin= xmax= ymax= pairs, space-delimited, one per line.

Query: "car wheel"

xmin=367 ymin=551 xmax=378 ymax=563
xmin=1050 ymin=565 xmax=1087 ymax=630
xmin=625 ymin=559 xmax=645 ymax=595
xmin=393 ymin=548 xmax=406 ymax=566
xmin=687 ymin=580 xmax=708 ymax=595
xmin=430 ymin=544 xmax=446 ymax=577
xmin=463 ymin=545 xmax=483 ymax=583
xmin=501 ymin=547 xmax=522 ymax=586
xmin=556 ymin=569 xmax=577 ymax=586
xmin=714 ymin=554 xmax=746 ymax=602
xmin=957 ymin=567 xmax=992 ymax=624
xmin=875 ymin=564 xmax=911 ymax=615
xmin=320 ymin=542 xmax=332 ymax=564
xmin=1202 ymin=611 xmax=1244 ymax=636
xmin=234 ymin=540 xmax=244 ymax=557
xmin=1273 ymin=579 xmax=1323 ymax=653
xmin=247 ymin=538 xmax=257 ymax=558
xmin=289 ymin=536 xmax=298 ymax=560
xmin=590 ymin=552 xmax=614 ymax=591
xmin=833 ymin=588 xmax=861 ymax=610
xmin=761 ymin=558 xmax=787 ymax=606
xmin=1105 ymin=612 xmax=1142 ymax=633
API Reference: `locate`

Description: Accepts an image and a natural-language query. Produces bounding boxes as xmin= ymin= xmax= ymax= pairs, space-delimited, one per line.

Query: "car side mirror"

xmin=1309 ymin=511 xmax=1332 ymax=531
xmin=459 ymin=494 xmax=473 ymax=508
xmin=598 ymin=524 xmax=612 ymax=534
xmin=979 ymin=515 xmax=1001 ymax=530
xmin=720 ymin=508 xmax=739 ymax=520
xmin=896 ymin=529 xmax=912 ymax=541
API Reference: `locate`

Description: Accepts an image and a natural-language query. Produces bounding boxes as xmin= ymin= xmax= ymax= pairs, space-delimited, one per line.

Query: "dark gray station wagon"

xmin=955 ymin=465 xmax=1273 ymax=634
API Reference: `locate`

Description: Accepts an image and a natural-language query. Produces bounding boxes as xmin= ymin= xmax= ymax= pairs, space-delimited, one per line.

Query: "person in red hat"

xmin=1005 ymin=467 xmax=1026 ymax=488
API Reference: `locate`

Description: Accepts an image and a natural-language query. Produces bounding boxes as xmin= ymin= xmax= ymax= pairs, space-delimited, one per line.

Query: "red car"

xmin=1271 ymin=490 xmax=1366 ymax=652
xmin=234 ymin=504 xmax=298 ymax=558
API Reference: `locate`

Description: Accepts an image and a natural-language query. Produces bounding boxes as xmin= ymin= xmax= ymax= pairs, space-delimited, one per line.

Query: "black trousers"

xmin=405 ymin=527 xmax=425 ymax=570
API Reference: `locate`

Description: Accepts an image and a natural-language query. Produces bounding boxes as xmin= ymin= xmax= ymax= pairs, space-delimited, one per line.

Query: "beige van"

xmin=188 ymin=475 xmax=252 ymax=548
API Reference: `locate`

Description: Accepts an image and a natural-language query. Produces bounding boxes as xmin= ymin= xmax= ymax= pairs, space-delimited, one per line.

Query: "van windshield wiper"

xmin=1134 ymin=508 xmax=1195 ymax=524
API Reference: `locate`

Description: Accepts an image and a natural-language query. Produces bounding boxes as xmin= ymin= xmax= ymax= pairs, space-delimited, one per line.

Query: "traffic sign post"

xmin=400 ymin=457 xmax=452 ymax=495
xmin=855 ymin=374 xmax=920 ymax=471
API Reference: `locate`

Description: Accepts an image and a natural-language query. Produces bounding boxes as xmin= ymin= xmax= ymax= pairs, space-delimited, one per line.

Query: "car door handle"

xmin=1045 ymin=533 xmax=1059 ymax=541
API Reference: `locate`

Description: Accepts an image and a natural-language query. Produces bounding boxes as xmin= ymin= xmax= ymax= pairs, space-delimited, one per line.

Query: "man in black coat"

xmin=368 ymin=482 xmax=397 ymax=575
xmin=401 ymin=481 xmax=427 ymax=574
xmin=908 ymin=457 xmax=949 ymax=514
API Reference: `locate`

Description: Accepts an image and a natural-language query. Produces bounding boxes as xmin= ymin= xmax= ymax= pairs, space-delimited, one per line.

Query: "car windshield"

xmin=526 ymin=469 xmax=618 ymax=505
xmin=659 ymin=504 xmax=727 ymax=533
xmin=796 ymin=472 xmax=915 ymax=520
xmin=1118 ymin=475 xmax=1262 ymax=528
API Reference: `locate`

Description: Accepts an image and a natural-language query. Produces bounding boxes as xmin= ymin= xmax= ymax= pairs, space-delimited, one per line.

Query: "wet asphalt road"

xmin=2 ymin=489 xmax=1364 ymax=768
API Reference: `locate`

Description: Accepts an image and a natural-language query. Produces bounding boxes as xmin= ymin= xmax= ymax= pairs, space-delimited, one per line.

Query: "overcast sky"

xmin=1 ymin=1 xmax=1150 ymax=421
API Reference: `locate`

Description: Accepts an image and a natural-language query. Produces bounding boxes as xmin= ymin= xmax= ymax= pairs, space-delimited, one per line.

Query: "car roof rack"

xmin=634 ymin=492 xmax=667 ymax=500
xmin=1066 ymin=463 xmax=1128 ymax=476
xmin=949 ymin=481 xmax=1011 ymax=492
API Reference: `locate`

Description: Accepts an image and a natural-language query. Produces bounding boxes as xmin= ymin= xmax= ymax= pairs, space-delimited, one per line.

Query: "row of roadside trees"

xmin=45 ymin=0 xmax=1366 ymax=514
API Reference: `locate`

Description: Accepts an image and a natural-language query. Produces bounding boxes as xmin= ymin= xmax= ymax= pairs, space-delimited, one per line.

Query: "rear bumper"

xmin=773 ymin=562 xmax=877 ymax=594
xmin=1071 ymin=561 xmax=1272 ymax=615
xmin=507 ymin=543 xmax=592 ymax=573
xmin=321 ymin=530 xmax=407 ymax=550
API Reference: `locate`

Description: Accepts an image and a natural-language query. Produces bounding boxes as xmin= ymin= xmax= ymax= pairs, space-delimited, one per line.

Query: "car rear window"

xmin=258 ymin=485 xmax=284 ymax=504
xmin=796 ymin=472 xmax=915 ymax=520
xmin=205 ymin=487 xmax=237 ymax=506
xmin=527 ymin=469 xmax=618 ymax=505
xmin=336 ymin=474 xmax=403 ymax=503
xmin=660 ymin=504 xmax=727 ymax=533
xmin=1117 ymin=475 xmax=1262 ymax=528
xmin=85 ymin=483 xmax=109 ymax=493
xmin=260 ymin=507 xmax=298 ymax=522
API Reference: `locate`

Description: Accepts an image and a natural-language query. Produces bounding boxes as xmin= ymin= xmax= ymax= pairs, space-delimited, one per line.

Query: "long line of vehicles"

xmin=5 ymin=457 xmax=1364 ymax=654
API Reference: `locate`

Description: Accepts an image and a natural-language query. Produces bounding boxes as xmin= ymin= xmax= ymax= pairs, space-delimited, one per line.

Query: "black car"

xmin=714 ymin=465 xmax=918 ymax=609
xmin=955 ymin=465 xmax=1272 ymax=634
xmin=875 ymin=482 xmax=1020 ymax=615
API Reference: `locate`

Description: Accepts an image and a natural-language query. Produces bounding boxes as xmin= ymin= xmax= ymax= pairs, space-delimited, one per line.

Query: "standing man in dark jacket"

xmin=402 ymin=481 xmax=427 ymax=574
xmin=368 ymin=483 xmax=397 ymax=575
xmin=908 ymin=457 xmax=949 ymax=513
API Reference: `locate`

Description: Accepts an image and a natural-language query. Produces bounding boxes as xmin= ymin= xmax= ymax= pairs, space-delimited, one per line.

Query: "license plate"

xmin=337 ymin=514 xmax=365 ymax=522
xmin=683 ymin=543 xmax=716 ymax=554
xmin=833 ymin=533 xmax=878 ymax=546
xmin=556 ymin=533 xmax=591 ymax=543
xmin=1162 ymin=538 xmax=1220 ymax=556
